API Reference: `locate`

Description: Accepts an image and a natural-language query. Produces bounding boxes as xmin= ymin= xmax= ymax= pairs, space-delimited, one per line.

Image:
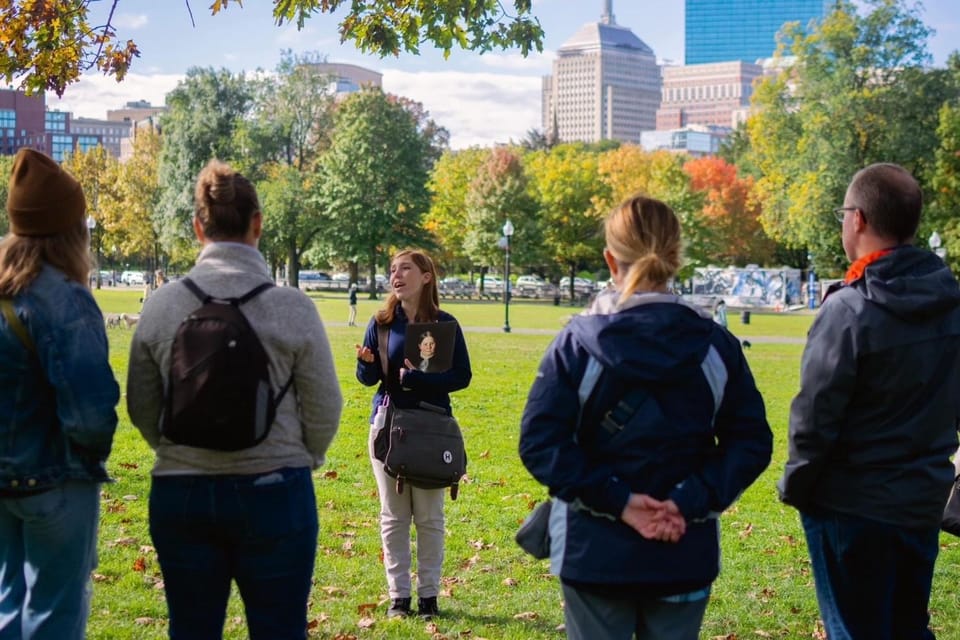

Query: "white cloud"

xmin=475 ymin=50 xmax=553 ymax=72
xmin=382 ymin=69 xmax=542 ymax=149
xmin=113 ymin=14 xmax=149 ymax=29
xmin=47 ymin=73 xmax=184 ymax=119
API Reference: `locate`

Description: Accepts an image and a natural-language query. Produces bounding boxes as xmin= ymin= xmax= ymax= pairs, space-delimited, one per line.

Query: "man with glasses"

xmin=779 ymin=163 xmax=960 ymax=639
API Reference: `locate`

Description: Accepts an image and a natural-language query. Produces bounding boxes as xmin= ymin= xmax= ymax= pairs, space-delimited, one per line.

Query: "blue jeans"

xmin=800 ymin=509 xmax=939 ymax=640
xmin=0 ymin=481 xmax=101 ymax=640
xmin=149 ymin=467 xmax=318 ymax=640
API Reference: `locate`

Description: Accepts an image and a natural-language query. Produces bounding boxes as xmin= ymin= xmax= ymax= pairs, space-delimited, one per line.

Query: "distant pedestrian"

xmin=348 ymin=284 xmax=358 ymax=326
xmin=713 ymin=299 xmax=728 ymax=328
xmin=779 ymin=163 xmax=960 ymax=639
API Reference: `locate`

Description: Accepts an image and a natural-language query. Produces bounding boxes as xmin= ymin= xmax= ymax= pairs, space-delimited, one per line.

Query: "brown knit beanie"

xmin=6 ymin=148 xmax=86 ymax=237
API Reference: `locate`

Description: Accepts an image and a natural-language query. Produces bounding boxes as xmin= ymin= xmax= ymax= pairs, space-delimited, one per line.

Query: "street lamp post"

xmin=502 ymin=219 xmax=514 ymax=333
xmin=86 ymin=216 xmax=100 ymax=289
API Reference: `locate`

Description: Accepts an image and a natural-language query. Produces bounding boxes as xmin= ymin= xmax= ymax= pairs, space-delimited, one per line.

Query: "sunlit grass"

xmin=86 ymin=289 xmax=960 ymax=639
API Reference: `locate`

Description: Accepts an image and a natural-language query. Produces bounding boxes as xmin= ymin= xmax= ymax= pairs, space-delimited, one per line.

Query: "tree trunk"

xmin=287 ymin=240 xmax=299 ymax=289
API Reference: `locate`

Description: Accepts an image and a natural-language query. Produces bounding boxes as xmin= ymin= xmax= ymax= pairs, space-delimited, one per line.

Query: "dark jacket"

xmin=779 ymin=246 xmax=960 ymax=528
xmin=1 ymin=264 xmax=119 ymax=494
xmin=519 ymin=291 xmax=771 ymax=590
xmin=356 ymin=307 xmax=472 ymax=421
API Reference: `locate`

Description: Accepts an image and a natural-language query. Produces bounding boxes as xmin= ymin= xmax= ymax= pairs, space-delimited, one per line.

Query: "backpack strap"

xmin=377 ymin=323 xmax=390 ymax=379
xmin=576 ymin=355 xmax=650 ymax=436
xmin=1 ymin=298 xmax=36 ymax=357
xmin=181 ymin=277 xmax=274 ymax=307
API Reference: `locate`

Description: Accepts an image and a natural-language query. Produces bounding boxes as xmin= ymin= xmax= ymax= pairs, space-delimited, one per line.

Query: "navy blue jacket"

xmin=779 ymin=246 xmax=960 ymax=527
xmin=356 ymin=307 xmax=472 ymax=421
xmin=520 ymin=291 xmax=771 ymax=590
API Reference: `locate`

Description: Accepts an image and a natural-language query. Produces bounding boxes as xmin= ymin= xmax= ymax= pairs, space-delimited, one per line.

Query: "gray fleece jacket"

xmin=126 ymin=242 xmax=342 ymax=475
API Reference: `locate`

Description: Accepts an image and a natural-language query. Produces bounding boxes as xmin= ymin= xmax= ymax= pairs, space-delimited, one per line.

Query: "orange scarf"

xmin=844 ymin=248 xmax=894 ymax=284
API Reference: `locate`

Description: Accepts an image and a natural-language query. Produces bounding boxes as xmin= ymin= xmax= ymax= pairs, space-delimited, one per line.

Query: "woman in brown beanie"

xmin=0 ymin=148 xmax=120 ymax=639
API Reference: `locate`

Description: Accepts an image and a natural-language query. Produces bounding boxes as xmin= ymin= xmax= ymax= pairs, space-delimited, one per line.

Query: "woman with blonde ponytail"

xmin=519 ymin=194 xmax=772 ymax=640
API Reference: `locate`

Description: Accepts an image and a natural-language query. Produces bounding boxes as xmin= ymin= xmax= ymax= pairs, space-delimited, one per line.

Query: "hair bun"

xmin=207 ymin=173 xmax=235 ymax=205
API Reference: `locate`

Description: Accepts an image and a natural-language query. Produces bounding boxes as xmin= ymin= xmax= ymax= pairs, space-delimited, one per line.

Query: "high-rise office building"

xmin=686 ymin=0 xmax=830 ymax=65
xmin=656 ymin=61 xmax=765 ymax=130
xmin=542 ymin=1 xmax=661 ymax=144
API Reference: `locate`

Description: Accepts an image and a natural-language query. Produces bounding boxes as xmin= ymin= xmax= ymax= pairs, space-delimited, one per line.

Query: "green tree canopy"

xmin=318 ymin=87 xmax=435 ymax=294
xmin=747 ymin=0 xmax=955 ymax=275
xmin=156 ymin=67 xmax=253 ymax=258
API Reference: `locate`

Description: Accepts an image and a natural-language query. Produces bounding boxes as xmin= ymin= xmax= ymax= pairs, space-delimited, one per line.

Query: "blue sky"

xmin=50 ymin=0 xmax=959 ymax=148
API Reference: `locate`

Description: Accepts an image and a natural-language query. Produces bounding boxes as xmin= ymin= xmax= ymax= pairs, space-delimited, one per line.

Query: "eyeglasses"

xmin=834 ymin=206 xmax=859 ymax=223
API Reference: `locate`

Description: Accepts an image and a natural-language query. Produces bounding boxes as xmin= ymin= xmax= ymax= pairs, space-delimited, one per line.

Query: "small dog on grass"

xmin=104 ymin=313 xmax=122 ymax=329
xmin=120 ymin=313 xmax=141 ymax=329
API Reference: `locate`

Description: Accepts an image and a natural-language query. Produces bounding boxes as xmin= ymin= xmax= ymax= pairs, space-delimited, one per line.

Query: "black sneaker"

xmin=387 ymin=597 xmax=412 ymax=618
xmin=417 ymin=596 xmax=440 ymax=619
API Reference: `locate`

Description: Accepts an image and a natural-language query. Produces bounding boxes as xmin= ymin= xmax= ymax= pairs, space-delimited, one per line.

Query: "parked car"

xmin=515 ymin=275 xmax=557 ymax=299
xmin=298 ymin=271 xmax=331 ymax=290
xmin=474 ymin=276 xmax=504 ymax=294
xmin=439 ymin=277 xmax=472 ymax=296
xmin=120 ymin=270 xmax=146 ymax=286
xmin=98 ymin=270 xmax=116 ymax=286
xmin=559 ymin=276 xmax=596 ymax=297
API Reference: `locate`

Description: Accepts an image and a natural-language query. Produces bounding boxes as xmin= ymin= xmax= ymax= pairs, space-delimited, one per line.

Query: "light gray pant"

xmin=369 ymin=426 xmax=445 ymax=599
xmin=562 ymin=583 xmax=709 ymax=640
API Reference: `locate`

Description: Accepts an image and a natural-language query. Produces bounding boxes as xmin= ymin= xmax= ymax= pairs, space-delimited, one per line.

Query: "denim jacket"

xmin=0 ymin=264 xmax=119 ymax=493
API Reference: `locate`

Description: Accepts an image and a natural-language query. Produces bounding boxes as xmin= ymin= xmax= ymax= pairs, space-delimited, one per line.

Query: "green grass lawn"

xmin=86 ymin=289 xmax=960 ymax=639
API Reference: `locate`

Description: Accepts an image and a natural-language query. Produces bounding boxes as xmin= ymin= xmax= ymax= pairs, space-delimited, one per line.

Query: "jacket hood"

xmin=567 ymin=289 xmax=718 ymax=384
xmin=856 ymin=246 xmax=960 ymax=321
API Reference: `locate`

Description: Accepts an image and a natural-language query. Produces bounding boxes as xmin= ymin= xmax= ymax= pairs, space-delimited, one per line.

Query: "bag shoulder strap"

xmin=1 ymin=298 xmax=36 ymax=356
xmin=377 ymin=322 xmax=389 ymax=378
xmin=576 ymin=355 xmax=649 ymax=437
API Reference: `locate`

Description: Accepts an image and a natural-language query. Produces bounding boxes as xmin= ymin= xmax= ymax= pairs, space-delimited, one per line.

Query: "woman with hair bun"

xmin=519 ymin=194 xmax=772 ymax=640
xmin=0 ymin=148 xmax=119 ymax=639
xmin=127 ymin=159 xmax=343 ymax=639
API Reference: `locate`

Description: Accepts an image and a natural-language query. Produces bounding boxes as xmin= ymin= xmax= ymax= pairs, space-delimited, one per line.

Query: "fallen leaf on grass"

xmin=478 ymin=450 xmax=490 ymax=459
xmin=513 ymin=611 xmax=539 ymax=620
xmin=92 ymin=573 xmax=110 ymax=582
xmin=426 ymin=622 xmax=441 ymax=633
xmin=502 ymin=577 xmax=518 ymax=586
xmin=710 ymin=635 xmax=737 ymax=640
xmin=132 ymin=557 xmax=146 ymax=572
xmin=117 ymin=462 xmax=139 ymax=469
xmin=323 ymin=470 xmax=338 ymax=479
xmin=754 ymin=631 xmax=773 ymax=638
xmin=110 ymin=536 xmax=136 ymax=547
xmin=739 ymin=523 xmax=754 ymax=538
xmin=122 ymin=494 xmax=138 ymax=501
xmin=134 ymin=617 xmax=155 ymax=625
xmin=357 ymin=617 xmax=375 ymax=629
xmin=357 ymin=603 xmax=377 ymax=615
xmin=332 ymin=634 xmax=357 ymax=640
xmin=321 ymin=586 xmax=345 ymax=596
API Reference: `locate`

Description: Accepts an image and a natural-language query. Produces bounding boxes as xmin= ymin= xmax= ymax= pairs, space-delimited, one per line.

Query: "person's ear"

xmin=193 ymin=216 xmax=205 ymax=242
xmin=603 ymin=248 xmax=619 ymax=277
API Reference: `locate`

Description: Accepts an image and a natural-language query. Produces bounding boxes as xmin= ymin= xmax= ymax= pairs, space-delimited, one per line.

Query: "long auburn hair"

xmin=0 ymin=223 xmax=92 ymax=296
xmin=375 ymin=249 xmax=440 ymax=325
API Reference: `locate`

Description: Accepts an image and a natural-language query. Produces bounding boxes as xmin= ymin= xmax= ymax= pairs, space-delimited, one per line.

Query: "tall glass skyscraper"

xmin=685 ymin=0 xmax=830 ymax=64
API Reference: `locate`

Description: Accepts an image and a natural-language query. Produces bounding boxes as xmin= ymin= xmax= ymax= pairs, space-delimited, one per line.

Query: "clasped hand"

xmin=620 ymin=493 xmax=686 ymax=543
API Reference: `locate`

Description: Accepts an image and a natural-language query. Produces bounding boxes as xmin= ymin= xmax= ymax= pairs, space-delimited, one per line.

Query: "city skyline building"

xmin=541 ymin=0 xmax=661 ymax=145
xmin=656 ymin=60 xmax=765 ymax=130
xmin=685 ymin=0 xmax=830 ymax=65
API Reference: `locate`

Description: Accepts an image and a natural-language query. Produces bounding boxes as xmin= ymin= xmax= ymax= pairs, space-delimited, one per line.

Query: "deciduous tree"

xmin=0 ymin=0 xmax=542 ymax=96
xmin=747 ymin=0 xmax=953 ymax=274
xmin=318 ymin=87 xmax=434 ymax=296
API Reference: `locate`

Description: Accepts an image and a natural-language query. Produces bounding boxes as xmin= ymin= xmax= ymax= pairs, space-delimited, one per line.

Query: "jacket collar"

xmin=844 ymin=247 xmax=895 ymax=284
xmin=195 ymin=242 xmax=270 ymax=278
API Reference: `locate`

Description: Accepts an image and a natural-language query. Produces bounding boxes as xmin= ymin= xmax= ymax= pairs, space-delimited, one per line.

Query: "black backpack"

xmin=161 ymin=277 xmax=293 ymax=451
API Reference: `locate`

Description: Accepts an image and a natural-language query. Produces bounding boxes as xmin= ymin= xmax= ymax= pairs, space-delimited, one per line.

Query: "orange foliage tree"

xmin=683 ymin=156 xmax=776 ymax=267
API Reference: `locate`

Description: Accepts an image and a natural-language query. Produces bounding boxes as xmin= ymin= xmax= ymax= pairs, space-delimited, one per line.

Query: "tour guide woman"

xmin=519 ymin=194 xmax=772 ymax=640
xmin=356 ymin=249 xmax=472 ymax=619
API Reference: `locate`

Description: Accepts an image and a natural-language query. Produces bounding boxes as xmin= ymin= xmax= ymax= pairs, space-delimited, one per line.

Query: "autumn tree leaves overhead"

xmin=0 ymin=0 xmax=543 ymax=97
